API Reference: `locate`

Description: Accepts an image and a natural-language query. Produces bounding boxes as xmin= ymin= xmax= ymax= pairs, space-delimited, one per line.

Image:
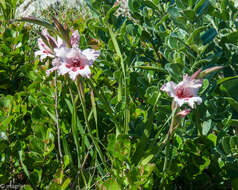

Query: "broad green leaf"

xmin=194 ymin=0 xmax=210 ymax=15
xmin=62 ymin=178 xmax=71 ymax=190
xmin=0 ymin=115 xmax=13 ymax=131
xmin=202 ymin=119 xmax=212 ymax=135
xmin=187 ymin=26 xmax=207 ymax=45
xmin=182 ymin=9 xmax=196 ymax=22
xmin=220 ymin=77 xmax=238 ymax=99
xmin=200 ymin=79 xmax=209 ymax=94
xmin=222 ymin=136 xmax=231 ymax=155
xmin=208 ymin=134 xmax=217 ymax=146
xmin=165 ymin=63 xmax=183 ymax=80
xmin=201 ymin=28 xmax=217 ymax=45
xmin=105 ymin=5 xmax=120 ymax=24
xmin=221 ymin=31 xmax=238 ymax=45
xmin=224 ymin=97 xmax=238 ymax=113
xmin=141 ymin=154 xmax=154 ymax=166
xmin=230 ymin=136 xmax=238 ymax=153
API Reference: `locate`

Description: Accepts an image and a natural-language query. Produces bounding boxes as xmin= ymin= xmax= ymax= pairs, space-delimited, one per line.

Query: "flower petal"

xmin=69 ymin=65 xmax=91 ymax=80
xmin=82 ymin=49 xmax=100 ymax=64
xmin=160 ymin=81 xmax=177 ymax=98
xmin=71 ymin=30 xmax=80 ymax=48
xmin=185 ymin=97 xmax=202 ymax=108
xmin=56 ymin=36 xmax=65 ymax=48
xmin=54 ymin=47 xmax=70 ymax=57
xmin=174 ymin=97 xmax=185 ymax=107
xmin=58 ymin=64 xmax=71 ymax=75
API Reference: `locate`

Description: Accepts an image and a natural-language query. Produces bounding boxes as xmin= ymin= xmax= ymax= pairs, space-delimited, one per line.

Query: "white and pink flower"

xmin=161 ymin=74 xmax=203 ymax=108
xmin=54 ymin=47 xmax=100 ymax=80
xmin=35 ymin=29 xmax=100 ymax=79
xmin=54 ymin=30 xmax=100 ymax=80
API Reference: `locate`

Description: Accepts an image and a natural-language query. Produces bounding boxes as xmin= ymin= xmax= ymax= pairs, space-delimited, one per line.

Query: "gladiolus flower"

xmin=55 ymin=47 xmax=100 ymax=80
xmin=54 ymin=30 xmax=100 ymax=80
xmin=161 ymin=74 xmax=203 ymax=108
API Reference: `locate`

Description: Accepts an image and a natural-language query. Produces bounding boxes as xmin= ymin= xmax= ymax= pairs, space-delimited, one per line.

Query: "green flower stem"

xmin=68 ymin=86 xmax=81 ymax=168
xmin=54 ymin=72 xmax=63 ymax=165
xmin=75 ymin=79 xmax=91 ymax=131
xmin=108 ymin=24 xmax=129 ymax=135
xmin=87 ymin=79 xmax=119 ymax=133
xmin=160 ymin=102 xmax=178 ymax=188
xmin=195 ymin=109 xmax=202 ymax=136
xmin=75 ymin=79 xmax=107 ymax=170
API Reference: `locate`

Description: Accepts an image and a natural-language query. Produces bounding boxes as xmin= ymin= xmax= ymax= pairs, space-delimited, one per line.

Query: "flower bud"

xmin=176 ymin=109 xmax=191 ymax=118
xmin=198 ymin=66 xmax=223 ymax=78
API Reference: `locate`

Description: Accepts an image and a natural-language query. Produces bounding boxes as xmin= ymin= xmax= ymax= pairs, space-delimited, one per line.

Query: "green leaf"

xmin=105 ymin=5 xmax=120 ymax=23
xmin=141 ymin=154 xmax=153 ymax=166
xmin=22 ymin=185 xmax=33 ymax=190
xmin=217 ymin=76 xmax=238 ymax=85
xmin=224 ymin=97 xmax=238 ymax=113
xmin=165 ymin=63 xmax=183 ymax=80
xmin=220 ymin=77 xmax=238 ymax=99
xmin=100 ymin=179 xmax=121 ymax=190
xmin=143 ymin=0 xmax=158 ymax=10
xmin=221 ymin=31 xmax=238 ymax=45
xmin=194 ymin=0 xmax=210 ymax=16
xmin=62 ymin=178 xmax=71 ymax=190
xmin=108 ymin=25 xmax=125 ymax=77
xmin=201 ymin=28 xmax=217 ymax=45
xmin=182 ymin=9 xmax=196 ymax=22
xmin=187 ymin=26 xmax=207 ymax=45
xmin=134 ymin=66 xmax=162 ymax=71
xmin=202 ymin=119 xmax=212 ymax=135
xmin=15 ymin=17 xmax=56 ymax=32
xmin=208 ymin=134 xmax=217 ymax=146
xmin=167 ymin=36 xmax=185 ymax=49
xmin=222 ymin=136 xmax=231 ymax=155
xmin=0 ymin=115 xmax=13 ymax=131
xmin=18 ymin=150 xmax=30 ymax=180
xmin=230 ymin=136 xmax=238 ymax=153
xmin=200 ymin=79 xmax=209 ymax=94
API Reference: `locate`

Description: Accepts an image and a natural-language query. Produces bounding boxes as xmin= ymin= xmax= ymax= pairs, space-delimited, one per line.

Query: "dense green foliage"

xmin=0 ymin=0 xmax=238 ymax=189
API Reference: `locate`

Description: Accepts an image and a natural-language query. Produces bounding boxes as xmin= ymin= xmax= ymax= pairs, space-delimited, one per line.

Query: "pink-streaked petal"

xmin=46 ymin=66 xmax=58 ymax=76
xmin=71 ymin=30 xmax=80 ymax=48
xmin=58 ymin=64 xmax=71 ymax=75
xmin=174 ymin=97 xmax=185 ymax=107
xmin=161 ymin=81 xmax=177 ymax=98
xmin=42 ymin=28 xmax=49 ymax=37
xmin=38 ymin=38 xmax=46 ymax=50
xmin=82 ymin=49 xmax=100 ymax=64
xmin=54 ymin=47 xmax=70 ymax=57
xmin=64 ymin=48 xmax=80 ymax=59
xmin=68 ymin=70 xmax=79 ymax=80
xmin=35 ymin=50 xmax=54 ymax=61
xmin=52 ymin=58 xmax=61 ymax=66
xmin=69 ymin=65 xmax=91 ymax=80
xmin=186 ymin=97 xmax=202 ymax=108
xmin=177 ymin=109 xmax=191 ymax=118
xmin=56 ymin=36 xmax=65 ymax=48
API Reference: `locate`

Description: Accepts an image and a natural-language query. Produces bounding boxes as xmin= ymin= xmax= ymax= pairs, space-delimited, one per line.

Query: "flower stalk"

xmin=54 ymin=72 xmax=63 ymax=165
